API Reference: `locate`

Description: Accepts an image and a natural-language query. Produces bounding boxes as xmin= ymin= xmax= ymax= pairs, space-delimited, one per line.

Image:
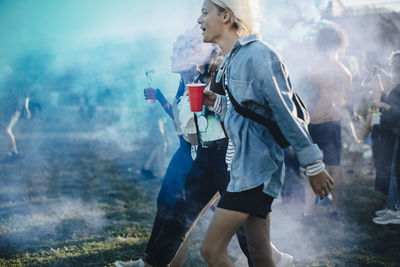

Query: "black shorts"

xmin=309 ymin=121 xmax=341 ymax=166
xmin=217 ymin=185 xmax=274 ymax=219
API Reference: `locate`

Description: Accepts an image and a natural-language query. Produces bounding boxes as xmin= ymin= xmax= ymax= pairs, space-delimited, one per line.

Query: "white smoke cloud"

xmin=260 ymin=0 xmax=331 ymax=49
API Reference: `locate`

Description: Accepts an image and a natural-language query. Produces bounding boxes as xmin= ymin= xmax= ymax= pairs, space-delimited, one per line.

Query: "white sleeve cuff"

xmin=208 ymin=94 xmax=222 ymax=115
xmin=305 ymin=160 xmax=326 ymax=176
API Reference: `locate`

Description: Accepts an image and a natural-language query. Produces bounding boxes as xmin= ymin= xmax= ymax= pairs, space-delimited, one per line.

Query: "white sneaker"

xmin=372 ymin=210 xmax=400 ymax=225
xmin=277 ymin=252 xmax=294 ymax=267
xmin=115 ymin=259 xmax=145 ymax=267
xmin=375 ymin=208 xmax=388 ymax=217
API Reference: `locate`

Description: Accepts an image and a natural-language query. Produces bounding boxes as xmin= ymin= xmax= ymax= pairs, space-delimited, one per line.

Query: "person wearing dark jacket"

xmin=373 ymin=51 xmax=400 ymax=225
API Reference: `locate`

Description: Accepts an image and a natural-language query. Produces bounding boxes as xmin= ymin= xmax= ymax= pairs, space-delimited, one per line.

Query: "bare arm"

xmin=143 ymin=88 xmax=174 ymax=119
xmin=25 ymin=97 xmax=31 ymax=119
xmin=373 ymin=102 xmax=391 ymax=110
xmin=340 ymin=68 xmax=360 ymax=143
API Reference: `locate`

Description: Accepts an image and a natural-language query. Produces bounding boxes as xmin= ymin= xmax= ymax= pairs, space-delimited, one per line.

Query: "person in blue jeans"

xmin=122 ymin=26 xmax=216 ymax=267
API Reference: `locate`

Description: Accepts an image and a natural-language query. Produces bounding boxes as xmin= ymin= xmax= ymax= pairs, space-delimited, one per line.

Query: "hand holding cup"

xmin=187 ymin=83 xmax=206 ymax=112
xmin=203 ymin=90 xmax=217 ymax=107
xmin=144 ymin=88 xmax=157 ymax=104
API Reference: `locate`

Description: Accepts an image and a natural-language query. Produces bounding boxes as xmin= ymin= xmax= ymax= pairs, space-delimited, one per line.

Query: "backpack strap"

xmin=223 ymin=81 xmax=290 ymax=148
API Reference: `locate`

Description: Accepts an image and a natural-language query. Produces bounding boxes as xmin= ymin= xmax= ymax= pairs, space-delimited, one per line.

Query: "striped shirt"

xmin=209 ymin=78 xmax=235 ymax=171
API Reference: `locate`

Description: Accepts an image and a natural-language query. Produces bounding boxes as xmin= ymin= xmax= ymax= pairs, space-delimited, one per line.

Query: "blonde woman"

xmin=199 ymin=0 xmax=334 ymax=266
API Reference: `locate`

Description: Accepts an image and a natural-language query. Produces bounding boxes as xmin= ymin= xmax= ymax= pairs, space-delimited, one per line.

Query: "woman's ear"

xmin=222 ymin=9 xmax=231 ymax=24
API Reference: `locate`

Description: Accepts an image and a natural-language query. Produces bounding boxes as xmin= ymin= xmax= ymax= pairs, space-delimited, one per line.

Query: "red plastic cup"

xmin=144 ymin=88 xmax=156 ymax=104
xmin=187 ymin=83 xmax=205 ymax=112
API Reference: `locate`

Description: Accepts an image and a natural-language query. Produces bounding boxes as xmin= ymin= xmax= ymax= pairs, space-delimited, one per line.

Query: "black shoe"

xmin=0 ymin=152 xmax=20 ymax=163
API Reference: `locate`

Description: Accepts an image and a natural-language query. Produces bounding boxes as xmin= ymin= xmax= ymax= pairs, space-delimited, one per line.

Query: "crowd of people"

xmin=1 ymin=0 xmax=398 ymax=266
xmin=295 ymin=25 xmax=400 ymax=225
xmin=370 ymin=51 xmax=400 ymax=224
xmin=119 ymin=0 xmax=399 ymax=266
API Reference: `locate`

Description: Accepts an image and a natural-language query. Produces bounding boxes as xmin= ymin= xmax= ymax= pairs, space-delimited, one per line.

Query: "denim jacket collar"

xmin=216 ymin=34 xmax=261 ymax=83
xmin=236 ymin=34 xmax=260 ymax=47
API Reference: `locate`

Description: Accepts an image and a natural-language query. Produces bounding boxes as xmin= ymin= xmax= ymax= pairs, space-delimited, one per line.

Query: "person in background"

xmin=302 ymin=25 xmax=360 ymax=221
xmin=140 ymin=115 xmax=168 ymax=179
xmin=198 ymin=0 xmax=333 ymax=266
xmin=347 ymin=55 xmax=390 ymax=176
xmin=0 ymin=64 xmax=31 ymax=163
xmin=372 ymin=51 xmax=400 ymax=225
xmin=116 ymin=26 xmax=215 ymax=267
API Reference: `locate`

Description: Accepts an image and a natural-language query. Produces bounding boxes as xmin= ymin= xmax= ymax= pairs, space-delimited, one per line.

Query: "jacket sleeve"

xmin=259 ymin=57 xmax=323 ymax=167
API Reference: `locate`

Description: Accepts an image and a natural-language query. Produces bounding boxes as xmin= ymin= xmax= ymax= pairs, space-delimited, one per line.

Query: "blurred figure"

xmin=140 ymin=115 xmax=168 ymax=179
xmin=347 ymin=53 xmax=389 ymax=175
xmin=373 ymin=51 xmax=400 ymax=225
xmin=116 ymin=25 xmax=215 ymax=267
xmin=0 ymin=66 xmax=31 ymax=163
xmin=303 ymin=25 xmax=359 ymax=221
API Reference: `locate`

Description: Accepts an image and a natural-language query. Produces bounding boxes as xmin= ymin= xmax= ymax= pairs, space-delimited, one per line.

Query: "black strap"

xmin=193 ymin=113 xmax=200 ymax=144
xmin=224 ymin=85 xmax=290 ymax=148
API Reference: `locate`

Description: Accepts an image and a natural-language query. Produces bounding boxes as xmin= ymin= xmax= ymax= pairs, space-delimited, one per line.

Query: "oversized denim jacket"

xmin=215 ymin=34 xmax=323 ymax=198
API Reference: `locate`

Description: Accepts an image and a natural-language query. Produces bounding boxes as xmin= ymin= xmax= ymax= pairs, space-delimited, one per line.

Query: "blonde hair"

xmin=209 ymin=0 xmax=260 ymax=38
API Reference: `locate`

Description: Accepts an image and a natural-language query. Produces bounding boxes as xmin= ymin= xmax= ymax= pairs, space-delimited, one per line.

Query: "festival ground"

xmin=0 ymin=123 xmax=399 ymax=266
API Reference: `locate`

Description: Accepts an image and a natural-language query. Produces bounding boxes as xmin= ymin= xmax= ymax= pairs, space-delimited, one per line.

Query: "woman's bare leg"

xmin=6 ymin=111 xmax=20 ymax=154
xmin=244 ymin=213 xmax=275 ymax=267
xmin=201 ymin=208 xmax=248 ymax=267
xmin=303 ymin=179 xmax=316 ymax=216
xmin=328 ymin=165 xmax=342 ymax=213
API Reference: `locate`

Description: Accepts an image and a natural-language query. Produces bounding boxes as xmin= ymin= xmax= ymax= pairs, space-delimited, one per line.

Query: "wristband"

xmin=305 ymin=160 xmax=325 ymax=176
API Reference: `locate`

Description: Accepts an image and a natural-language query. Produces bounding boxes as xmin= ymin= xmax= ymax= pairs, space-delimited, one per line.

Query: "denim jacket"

xmin=215 ymin=35 xmax=323 ymax=198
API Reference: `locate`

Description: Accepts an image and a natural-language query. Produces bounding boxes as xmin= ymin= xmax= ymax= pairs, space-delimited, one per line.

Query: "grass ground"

xmin=0 ymin=123 xmax=399 ymax=266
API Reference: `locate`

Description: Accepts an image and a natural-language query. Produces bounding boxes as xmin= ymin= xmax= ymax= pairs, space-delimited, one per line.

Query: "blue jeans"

xmin=145 ymin=139 xmax=252 ymax=267
xmin=145 ymin=135 xmax=192 ymax=255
